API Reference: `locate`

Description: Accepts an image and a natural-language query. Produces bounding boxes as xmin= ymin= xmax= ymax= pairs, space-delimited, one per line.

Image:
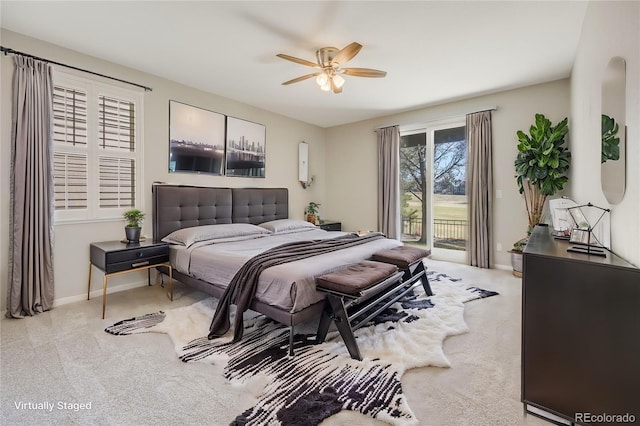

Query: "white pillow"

xmin=162 ymin=223 xmax=271 ymax=247
xmin=258 ymin=219 xmax=316 ymax=234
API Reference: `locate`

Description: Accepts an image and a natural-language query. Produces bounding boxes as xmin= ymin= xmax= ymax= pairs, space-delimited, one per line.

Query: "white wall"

xmin=0 ymin=29 xmax=326 ymax=312
xmin=570 ymin=1 xmax=640 ymax=266
xmin=325 ymin=80 xmax=571 ymax=269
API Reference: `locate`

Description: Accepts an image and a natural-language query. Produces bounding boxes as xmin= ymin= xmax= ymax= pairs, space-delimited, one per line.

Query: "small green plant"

xmin=305 ymin=202 xmax=320 ymax=215
xmin=512 ymin=238 xmax=528 ymax=253
xmin=123 ymin=209 xmax=145 ymax=228
xmin=305 ymin=202 xmax=321 ymax=224
xmin=601 ymin=114 xmax=620 ymax=163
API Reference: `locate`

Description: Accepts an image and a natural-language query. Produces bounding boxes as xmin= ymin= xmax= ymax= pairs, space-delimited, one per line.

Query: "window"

xmin=52 ymin=72 xmax=143 ymax=222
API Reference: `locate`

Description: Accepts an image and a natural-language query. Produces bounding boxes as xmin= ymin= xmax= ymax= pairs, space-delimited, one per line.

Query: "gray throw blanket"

xmin=208 ymin=232 xmax=385 ymax=341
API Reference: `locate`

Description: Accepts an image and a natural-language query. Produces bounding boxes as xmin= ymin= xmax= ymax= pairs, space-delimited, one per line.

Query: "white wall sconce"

xmin=299 ymin=142 xmax=315 ymax=189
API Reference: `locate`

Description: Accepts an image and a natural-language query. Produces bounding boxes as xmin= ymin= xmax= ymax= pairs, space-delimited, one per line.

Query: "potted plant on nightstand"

xmin=123 ymin=208 xmax=145 ymax=243
xmin=511 ymin=113 xmax=571 ymax=276
xmin=305 ymin=202 xmax=321 ymax=225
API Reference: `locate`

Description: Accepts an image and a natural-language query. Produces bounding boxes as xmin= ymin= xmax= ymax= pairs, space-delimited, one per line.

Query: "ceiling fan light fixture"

xmin=332 ymin=74 xmax=345 ymax=89
xmin=316 ymin=72 xmax=329 ymax=86
xmin=277 ymin=42 xmax=385 ymax=94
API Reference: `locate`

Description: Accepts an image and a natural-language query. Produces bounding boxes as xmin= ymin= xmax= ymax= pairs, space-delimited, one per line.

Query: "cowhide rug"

xmin=105 ymin=271 xmax=498 ymax=426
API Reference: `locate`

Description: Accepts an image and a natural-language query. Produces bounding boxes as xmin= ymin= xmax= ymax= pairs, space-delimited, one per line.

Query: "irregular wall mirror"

xmin=601 ymin=56 xmax=626 ymax=204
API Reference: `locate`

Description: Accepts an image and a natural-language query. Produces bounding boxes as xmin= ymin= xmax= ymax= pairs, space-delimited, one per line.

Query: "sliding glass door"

xmin=400 ymin=120 xmax=468 ymax=262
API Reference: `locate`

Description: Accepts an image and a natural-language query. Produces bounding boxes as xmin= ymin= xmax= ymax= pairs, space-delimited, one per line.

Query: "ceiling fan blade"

xmin=341 ymin=67 xmax=387 ymax=78
xmin=276 ymin=53 xmax=320 ymax=68
xmin=282 ymin=73 xmax=320 ymax=85
xmin=332 ymin=42 xmax=362 ymax=65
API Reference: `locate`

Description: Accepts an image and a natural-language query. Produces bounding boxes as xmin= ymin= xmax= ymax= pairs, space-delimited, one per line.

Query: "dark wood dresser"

xmin=522 ymin=225 xmax=640 ymax=425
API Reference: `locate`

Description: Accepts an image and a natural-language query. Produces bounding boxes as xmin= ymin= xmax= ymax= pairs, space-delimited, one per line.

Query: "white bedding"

xmin=169 ymin=228 xmax=402 ymax=313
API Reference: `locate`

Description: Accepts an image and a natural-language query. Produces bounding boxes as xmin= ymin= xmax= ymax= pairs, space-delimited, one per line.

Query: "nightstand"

xmin=318 ymin=220 xmax=342 ymax=231
xmin=88 ymin=240 xmax=172 ymax=319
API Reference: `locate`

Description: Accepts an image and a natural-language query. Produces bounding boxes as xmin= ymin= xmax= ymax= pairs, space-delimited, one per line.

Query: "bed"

xmin=152 ymin=184 xmax=402 ymax=353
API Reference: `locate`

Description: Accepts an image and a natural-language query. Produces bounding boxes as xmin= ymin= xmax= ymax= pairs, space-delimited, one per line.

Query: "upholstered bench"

xmin=316 ymin=260 xmax=413 ymax=360
xmin=371 ymin=245 xmax=433 ymax=296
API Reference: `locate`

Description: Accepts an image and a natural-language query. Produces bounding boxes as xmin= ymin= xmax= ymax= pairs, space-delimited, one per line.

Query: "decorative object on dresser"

xmin=317 ymin=219 xmax=341 ymax=231
xmin=566 ymin=202 xmax=610 ymax=256
xmin=122 ymin=208 xmax=145 ymax=243
xmin=304 ymin=201 xmax=321 ymax=225
xmin=106 ymin=269 xmax=498 ymax=426
xmin=521 ymin=225 xmax=640 ymax=425
xmin=225 ymin=116 xmax=266 ymax=177
xmin=168 ymin=100 xmax=225 ymax=175
xmin=88 ymin=240 xmax=172 ymax=319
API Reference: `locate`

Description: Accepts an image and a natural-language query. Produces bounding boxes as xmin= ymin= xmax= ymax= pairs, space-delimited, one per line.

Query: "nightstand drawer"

xmin=106 ymin=245 xmax=168 ymax=264
xmin=106 ymin=254 xmax=169 ymax=274
xmin=318 ymin=220 xmax=342 ymax=231
xmin=90 ymin=241 xmax=169 ymax=272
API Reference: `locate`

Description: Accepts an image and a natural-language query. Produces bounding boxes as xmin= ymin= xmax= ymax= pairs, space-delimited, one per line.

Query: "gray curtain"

xmin=467 ymin=111 xmax=493 ymax=268
xmin=8 ymin=56 xmax=55 ymax=318
xmin=376 ymin=125 xmax=401 ymax=240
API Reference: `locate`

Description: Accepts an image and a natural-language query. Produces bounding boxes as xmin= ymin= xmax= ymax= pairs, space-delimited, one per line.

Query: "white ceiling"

xmin=1 ymin=1 xmax=588 ymax=128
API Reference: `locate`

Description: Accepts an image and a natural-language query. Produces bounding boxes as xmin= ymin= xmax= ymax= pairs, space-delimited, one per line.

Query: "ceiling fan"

xmin=276 ymin=42 xmax=387 ymax=94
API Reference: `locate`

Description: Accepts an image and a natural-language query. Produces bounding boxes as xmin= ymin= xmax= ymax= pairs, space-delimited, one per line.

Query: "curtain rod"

xmin=374 ymin=106 xmax=497 ymax=131
xmin=1 ymin=46 xmax=153 ymax=92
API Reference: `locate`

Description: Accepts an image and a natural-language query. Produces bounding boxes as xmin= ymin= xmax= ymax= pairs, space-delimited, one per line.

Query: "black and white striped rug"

xmin=106 ymin=271 xmax=497 ymax=426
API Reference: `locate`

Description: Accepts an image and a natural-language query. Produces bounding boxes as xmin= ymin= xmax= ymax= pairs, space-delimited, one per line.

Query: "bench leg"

xmin=415 ymin=261 xmax=433 ymax=296
xmin=327 ymin=295 xmax=362 ymax=361
xmin=316 ymin=300 xmax=333 ymax=344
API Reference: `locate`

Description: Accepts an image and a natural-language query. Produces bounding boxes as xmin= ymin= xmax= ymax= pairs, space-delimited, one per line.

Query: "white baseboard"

xmin=493 ymin=263 xmax=512 ymax=271
xmin=0 ymin=280 xmax=148 ymax=320
xmin=53 ymin=279 xmax=148 ymax=308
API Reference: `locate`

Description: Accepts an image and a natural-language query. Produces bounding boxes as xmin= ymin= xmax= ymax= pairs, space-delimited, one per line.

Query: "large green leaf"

xmin=601 ymin=114 xmax=620 ymax=163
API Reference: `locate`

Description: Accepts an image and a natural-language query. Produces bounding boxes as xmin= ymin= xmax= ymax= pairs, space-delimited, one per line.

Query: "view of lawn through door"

xmin=400 ymin=124 xmax=468 ymax=254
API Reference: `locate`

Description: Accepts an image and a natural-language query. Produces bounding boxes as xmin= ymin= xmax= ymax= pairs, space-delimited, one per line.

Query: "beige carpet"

xmin=0 ymin=259 xmax=547 ymax=426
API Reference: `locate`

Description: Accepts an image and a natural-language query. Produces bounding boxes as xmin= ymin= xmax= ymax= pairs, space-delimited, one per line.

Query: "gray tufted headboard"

xmin=152 ymin=184 xmax=288 ymax=242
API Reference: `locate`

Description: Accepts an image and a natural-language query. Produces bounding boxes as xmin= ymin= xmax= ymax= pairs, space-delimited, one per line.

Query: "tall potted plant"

xmin=511 ymin=114 xmax=571 ymax=275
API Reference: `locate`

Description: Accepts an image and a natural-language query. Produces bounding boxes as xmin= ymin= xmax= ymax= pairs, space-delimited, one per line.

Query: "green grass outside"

xmin=405 ymin=194 xmax=467 ymax=221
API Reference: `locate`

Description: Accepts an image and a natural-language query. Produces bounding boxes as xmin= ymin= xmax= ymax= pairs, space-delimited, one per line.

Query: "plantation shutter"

xmin=98 ymin=156 xmax=135 ymax=208
xmin=52 ymin=86 xmax=88 ymax=210
xmin=98 ymin=95 xmax=136 ymax=208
